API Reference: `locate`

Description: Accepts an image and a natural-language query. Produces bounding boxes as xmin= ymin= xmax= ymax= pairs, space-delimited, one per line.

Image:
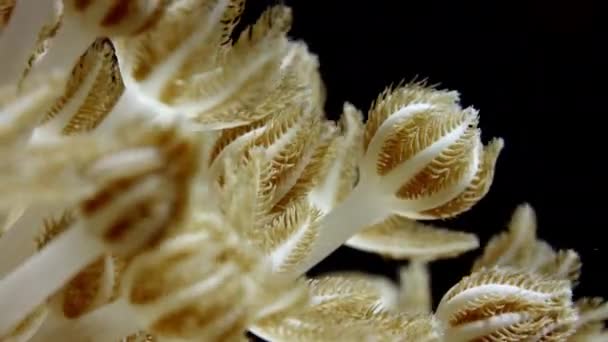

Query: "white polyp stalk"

xmin=0 ymin=223 xmax=104 ymax=335
xmin=308 ymin=156 xmax=343 ymax=214
xmin=0 ymin=204 xmax=64 ymax=277
xmin=31 ymin=299 xmax=142 ymax=342
xmin=27 ymin=16 xmax=96 ymax=80
xmin=95 ymin=85 xmax=175 ymax=131
xmin=137 ymin=0 xmax=229 ymax=99
xmin=178 ymin=41 xmax=284 ymax=118
xmin=0 ymin=0 xmax=57 ymax=86
xmin=446 ymin=312 xmax=527 ymax=342
xmin=435 ymin=284 xmax=552 ymax=323
xmin=289 ymin=184 xmax=389 ymax=277
xmin=308 ymin=117 xmax=358 ymax=213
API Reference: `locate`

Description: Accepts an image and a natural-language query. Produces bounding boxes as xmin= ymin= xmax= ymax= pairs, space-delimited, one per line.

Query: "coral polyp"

xmin=0 ymin=1 xmax=604 ymax=341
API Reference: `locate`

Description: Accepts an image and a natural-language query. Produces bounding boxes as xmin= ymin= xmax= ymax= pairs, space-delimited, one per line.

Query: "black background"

xmin=238 ymin=0 xmax=604 ymax=317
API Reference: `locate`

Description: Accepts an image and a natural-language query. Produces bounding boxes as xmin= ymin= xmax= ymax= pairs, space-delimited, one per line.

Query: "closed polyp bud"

xmin=361 ymin=83 xmax=503 ymax=220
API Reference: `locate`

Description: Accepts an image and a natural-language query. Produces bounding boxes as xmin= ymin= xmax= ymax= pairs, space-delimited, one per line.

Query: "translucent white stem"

xmin=137 ymin=0 xmax=229 ymax=99
xmin=0 ymin=204 xmax=64 ymax=277
xmin=95 ymin=85 xmax=175 ymax=132
xmin=0 ymin=223 xmax=103 ymax=335
xmin=289 ymin=184 xmax=389 ymax=277
xmin=31 ymin=299 xmax=141 ymax=342
xmin=0 ymin=0 xmax=57 ymax=86
xmin=28 ymin=17 xmax=96 ymax=79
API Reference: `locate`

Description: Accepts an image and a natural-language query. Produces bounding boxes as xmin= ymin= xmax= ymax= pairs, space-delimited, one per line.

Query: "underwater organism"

xmin=0 ymin=1 xmax=603 ymax=341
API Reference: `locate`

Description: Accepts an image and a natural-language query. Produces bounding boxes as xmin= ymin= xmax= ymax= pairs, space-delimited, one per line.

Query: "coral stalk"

xmin=288 ymin=184 xmax=387 ymax=276
xmin=0 ymin=0 xmax=57 ymax=86
xmin=0 ymin=223 xmax=103 ymax=335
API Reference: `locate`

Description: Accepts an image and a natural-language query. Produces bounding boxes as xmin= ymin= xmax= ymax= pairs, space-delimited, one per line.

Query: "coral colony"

xmin=0 ymin=1 xmax=606 ymax=341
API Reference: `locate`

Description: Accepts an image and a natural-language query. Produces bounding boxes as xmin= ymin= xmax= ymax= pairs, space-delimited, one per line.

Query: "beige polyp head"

xmin=77 ymin=123 xmax=199 ymax=256
xmin=64 ymin=0 xmax=164 ymax=37
xmin=120 ymin=217 xmax=263 ymax=341
xmin=435 ymin=266 xmax=578 ymax=341
xmin=360 ymin=82 xmax=504 ymax=220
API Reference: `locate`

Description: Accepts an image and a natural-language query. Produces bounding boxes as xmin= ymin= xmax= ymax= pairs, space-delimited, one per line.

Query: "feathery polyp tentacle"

xmin=419 ymin=136 xmax=504 ymax=219
xmin=360 ymin=102 xmax=434 ymax=181
xmin=446 ymin=312 xmax=529 ymax=342
xmin=122 ymin=0 xmax=232 ymax=99
xmin=56 ymin=254 xmax=119 ymax=319
xmin=345 ymin=216 xmax=479 ymax=261
xmin=252 ymin=271 xmax=441 ymax=341
xmin=470 ymin=203 xmax=583 ymax=286
xmin=0 ymin=0 xmax=58 ymax=86
xmin=114 ymin=2 xmax=291 ymax=130
xmin=177 ymin=6 xmax=292 ymax=128
xmin=308 ymin=103 xmax=364 ymax=213
xmin=3 ymin=304 xmax=48 ymax=342
xmin=472 ymin=203 xmax=538 ymax=271
xmin=306 ymin=272 xmax=400 ymax=310
xmin=62 ymin=0 xmax=164 ymax=37
xmin=28 ymin=0 xmax=165 ymax=79
xmin=266 ymin=202 xmax=322 ymax=273
xmin=0 ymin=204 xmax=67 ymax=278
xmin=378 ymin=108 xmax=481 ymax=215
xmin=31 ymin=38 xmax=125 ymax=141
xmin=574 ymin=298 xmax=608 ymax=330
